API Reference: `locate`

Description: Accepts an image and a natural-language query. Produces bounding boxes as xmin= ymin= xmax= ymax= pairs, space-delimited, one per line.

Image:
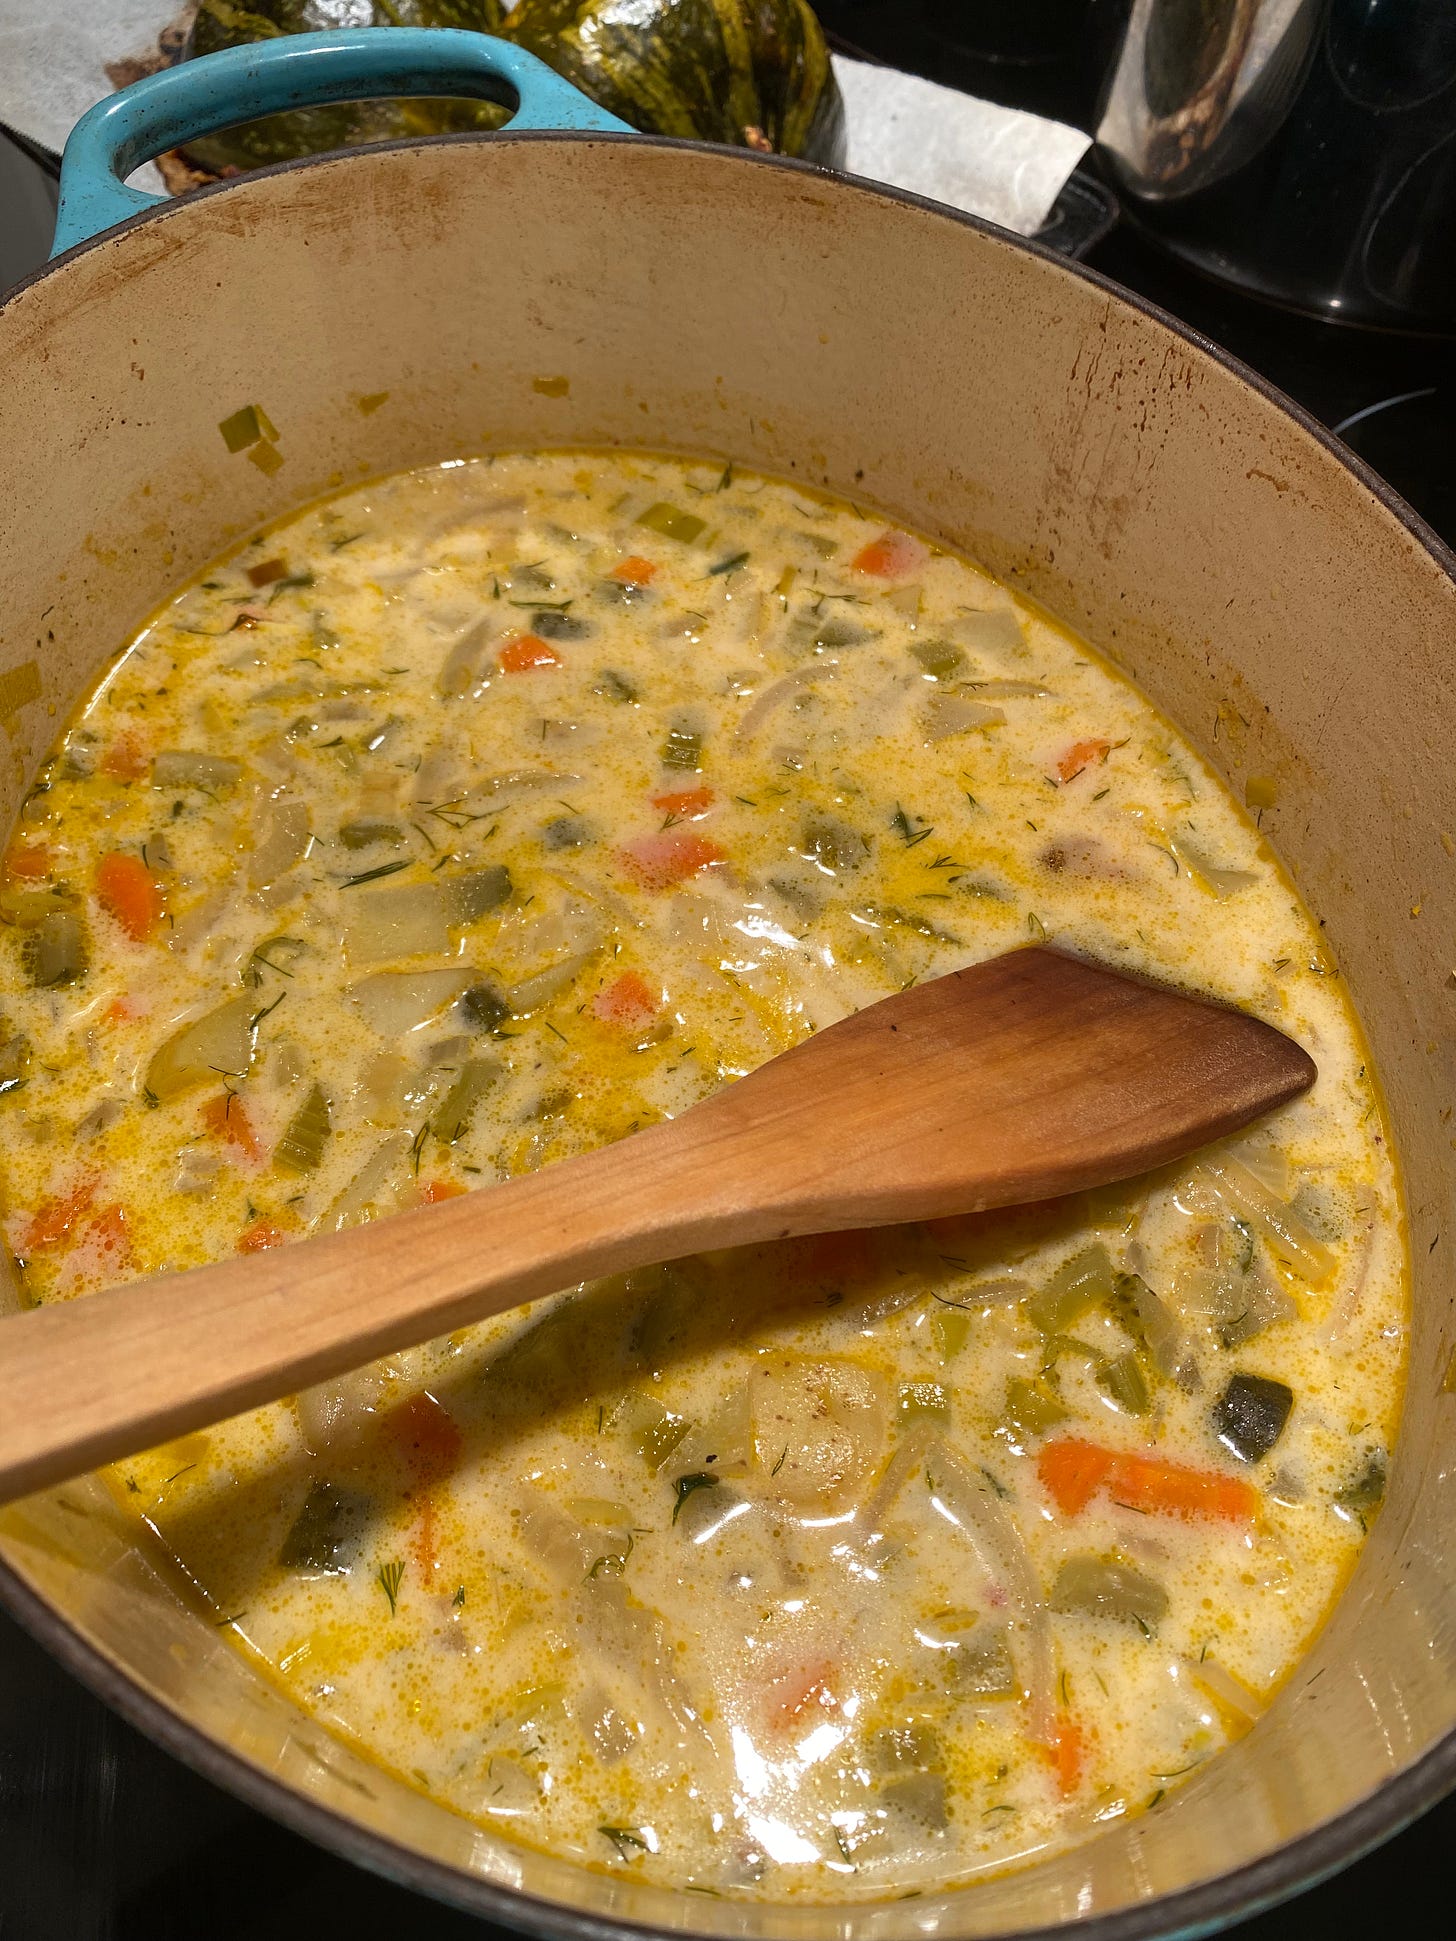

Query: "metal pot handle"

xmin=51 ymin=26 xmax=633 ymax=257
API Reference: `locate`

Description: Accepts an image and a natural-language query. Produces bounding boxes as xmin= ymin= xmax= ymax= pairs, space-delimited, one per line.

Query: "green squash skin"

xmin=183 ymin=1 xmax=510 ymax=173
xmin=182 ymin=0 xmax=845 ymax=173
xmin=506 ymin=0 xmax=846 ymax=164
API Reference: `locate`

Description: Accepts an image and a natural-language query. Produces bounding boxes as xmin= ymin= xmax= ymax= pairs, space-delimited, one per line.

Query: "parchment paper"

xmin=0 ymin=3 xmax=1090 ymax=235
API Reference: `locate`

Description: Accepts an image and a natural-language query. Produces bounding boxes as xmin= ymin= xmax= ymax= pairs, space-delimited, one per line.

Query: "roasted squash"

xmin=182 ymin=2 xmax=512 ymax=174
xmin=504 ymin=0 xmax=845 ymax=164
xmin=182 ymin=0 xmax=843 ymax=173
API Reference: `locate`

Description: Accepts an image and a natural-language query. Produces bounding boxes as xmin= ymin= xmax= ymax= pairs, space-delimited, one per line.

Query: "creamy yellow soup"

xmin=0 ymin=451 xmax=1404 ymax=1899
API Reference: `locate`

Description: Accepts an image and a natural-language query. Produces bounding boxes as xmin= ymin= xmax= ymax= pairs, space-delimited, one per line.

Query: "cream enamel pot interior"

xmin=2 ymin=30 xmax=1456 ymax=1941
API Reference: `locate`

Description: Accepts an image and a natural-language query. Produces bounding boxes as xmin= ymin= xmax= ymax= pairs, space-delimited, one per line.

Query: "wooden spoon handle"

xmin=0 ymin=1118 xmax=714 ymax=1504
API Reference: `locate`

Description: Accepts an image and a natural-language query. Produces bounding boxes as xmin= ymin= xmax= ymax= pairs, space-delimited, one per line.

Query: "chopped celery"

xmin=909 ymin=638 xmax=967 ymax=681
xmin=1099 ymin=1352 xmax=1152 ymax=1416
xmin=152 ymin=750 xmax=242 ymax=790
xmin=431 ymin=1058 xmax=500 ymax=1144
xmin=21 ymin=909 xmax=88 ymax=988
xmin=275 ymin=1083 xmax=331 ymax=1174
xmin=898 ymin=1380 xmax=949 ymax=1423
xmin=932 ymin=1307 xmax=971 ymax=1361
xmin=636 ymin=502 xmax=706 ymax=545
xmin=1028 ymin=1243 xmax=1115 ymax=1333
xmin=1212 ymin=1372 xmax=1293 ymax=1463
xmin=1003 ymin=1375 xmax=1069 ymax=1441
xmin=1051 ymin=1556 xmax=1169 ymax=1630
xmin=659 ymin=728 xmax=703 ymax=772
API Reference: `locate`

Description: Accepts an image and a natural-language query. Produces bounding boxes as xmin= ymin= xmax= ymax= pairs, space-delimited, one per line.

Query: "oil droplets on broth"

xmin=0 ymin=451 xmax=1404 ymax=1899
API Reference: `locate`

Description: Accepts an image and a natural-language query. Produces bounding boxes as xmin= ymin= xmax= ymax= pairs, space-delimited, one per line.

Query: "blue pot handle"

xmin=53 ymin=27 xmax=633 ymax=256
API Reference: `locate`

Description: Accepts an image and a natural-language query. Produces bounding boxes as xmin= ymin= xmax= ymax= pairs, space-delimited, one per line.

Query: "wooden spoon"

xmin=0 ymin=946 xmax=1314 ymax=1503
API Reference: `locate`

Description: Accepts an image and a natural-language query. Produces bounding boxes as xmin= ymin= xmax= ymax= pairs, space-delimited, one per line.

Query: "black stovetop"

xmin=1 ymin=6 xmax=1452 ymax=1932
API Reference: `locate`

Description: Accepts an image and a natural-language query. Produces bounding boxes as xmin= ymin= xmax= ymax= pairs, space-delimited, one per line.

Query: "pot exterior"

xmin=0 ymin=134 xmax=1454 ymax=1939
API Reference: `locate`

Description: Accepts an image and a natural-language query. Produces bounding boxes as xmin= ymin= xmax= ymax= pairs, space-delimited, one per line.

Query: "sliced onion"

xmin=249 ymin=801 xmax=310 ymax=890
xmin=734 ymin=665 xmax=836 ymax=745
xmin=344 ymin=881 xmax=450 ymax=964
xmin=436 ymin=617 xmax=495 ymax=700
xmin=922 ymin=694 xmax=1005 ymax=742
xmin=145 ymin=995 xmax=255 ymax=1100
xmin=1201 ymin=1158 xmax=1336 ymax=1282
xmin=749 ymin=1355 xmax=887 ymax=1512
xmin=321 ymin=1132 xmax=412 ymax=1232
xmin=295 ymin=1363 xmax=389 ymax=1456
xmin=348 ymin=968 xmax=471 ymax=1036
xmin=508 ymin=944 xmax=602 ymax=1013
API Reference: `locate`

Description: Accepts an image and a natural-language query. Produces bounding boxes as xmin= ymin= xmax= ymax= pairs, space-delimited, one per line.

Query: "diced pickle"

xmin=1334 ymin=1448 xmax=1387 ymax=1522
xmin=21 ymin=909 xmax=88 ymax=988
xmin=0 ymin=1024 xmax=31 ymax=1098
xmin=338 ymin=818 xmax=405 ymax=850
xmin=278 ymin=1480 xmax=372 ymax=1573
xmin=909 ymin=638 xmax=967 ymax=681
xmin=460 ymin=981 xmax=512 ymax=1034
xmin=1028 ymin=1243 xmax=1115 ymax=1333
xmin=448 ymin=865 xmax=512 ymax=924
xmin=1050 ymin=1555 xmax=1169 ymax=1630
xmin=610 ymin=1392 xmax=691 ymax=1472
xmin=799 ymin=814 xmax=867 ymax=873
xmin=636 ymin=502 xmax=706 ymax=545
xmin=275 ymin=1083 xmax=332 ymax=1174
xmin=431 ymin=1057 xmax=500 ymax=1144
xmin=1212 ymin=1372 xmax=1293 ymax=1463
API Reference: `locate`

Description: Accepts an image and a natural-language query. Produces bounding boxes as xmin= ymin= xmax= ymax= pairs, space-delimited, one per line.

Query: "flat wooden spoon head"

xmin=0 ymin=946 xmax=1314 ymax=1501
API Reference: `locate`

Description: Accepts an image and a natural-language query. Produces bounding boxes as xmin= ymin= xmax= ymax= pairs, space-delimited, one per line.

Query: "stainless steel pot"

xmin=2 ymin=26 xmax=1454 ymax=1940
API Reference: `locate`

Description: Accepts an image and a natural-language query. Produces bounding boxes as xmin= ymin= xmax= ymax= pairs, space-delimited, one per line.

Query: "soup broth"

xmin=0 ymin=451 xmax=1404 ymax=1899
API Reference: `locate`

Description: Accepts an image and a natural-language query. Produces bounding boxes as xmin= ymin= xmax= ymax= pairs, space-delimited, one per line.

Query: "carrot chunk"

xmin=1038 ymin=1437 xmax=1258 ymax=1522
xmin=392 ymin=1391 xmax=463 ymax=1481
xmin=610 ymin=555 xmax=657 ymax=586
xmin=96 ymin=851 xmax=161 ymax=942
xmin=4 ymin=843 xmax=52 ymax=880
xmin=620 ymin=828 xmax=724 ymax=890
xmin=100 ymin=735 xmax=147 ymax=781
xmin=237 ymin=1219 xmax=288 ymax=1254
xmin=497 ymin=632 xmax=563 ymax=673
xmin=1048 ymin=1712 xmax=1085 ymax=1797
xmin=851 ymin=530 xmax=928 ymax=579
xmin=1056 ymin=738 xmax=1112 ymax=783
xmin=200 ymin=1091 xmax=262 ymax=1161
xmin=1038 ymin=1438 xmax=1116 ymax=1515
xmin=420 ymin=1178 xmax=467 ymax=1204
xmin=591 ymin=971 xmax=657 ymax=1029
xmin=20 ymin=1176 xmax=98 ymax=1254
xmin=651 ymin=785 xmax=714 ymax=817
